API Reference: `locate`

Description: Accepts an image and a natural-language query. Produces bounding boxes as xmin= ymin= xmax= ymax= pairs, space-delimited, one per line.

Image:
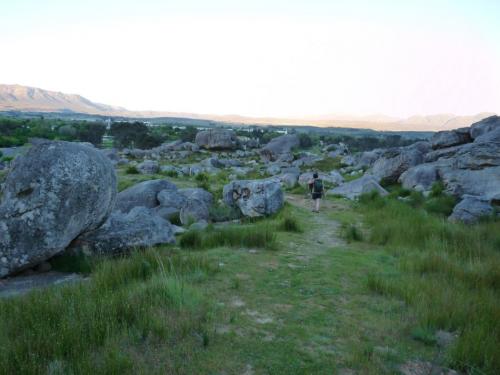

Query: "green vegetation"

xmin=0 ymin=249 xmax=216 ymax=374
xmin=125 ymin=165 xmax=139 ymax=174
xmin=309 ymin=156 xmax=343 ymax=172
xmin=358 ymin=192 xmax=500 ymax=374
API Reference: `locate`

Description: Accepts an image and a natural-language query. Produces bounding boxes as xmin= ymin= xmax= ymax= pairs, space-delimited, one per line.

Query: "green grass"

xmin=0 ymin=249 xmax=216 ymax=375
xmin=278 ymin=216 xmax=303 ymax=233
xmin=180 ymin=224 xmax=277 ymax=251
xmin=359 ymin=192 xmax=500 ymax=374
xmin=309 ymin=156 xmax=343 ymax=172
xmin=125 ymin=165 xmax=139 ymax=174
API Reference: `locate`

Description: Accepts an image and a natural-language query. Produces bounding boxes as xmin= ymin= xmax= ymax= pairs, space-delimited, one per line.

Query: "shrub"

xmin=125 ymin=166 xmax=139 ymax=174
xmin=209 ymin=203 xmax=241 ymax=222
xmin=179 ymin=230 xmax=203 ymax=249
xmin=162 ymin=169 xmax=178 ymax=178
xmin=341 ymin=223 xmax=364 ymax=242
xmin=430 ymin=181 xmax=445 ymax=198
xmin=424 ymin=195 xmax=456 ymax=217
xmin=278 ymin=216 xmax=302 ymax=233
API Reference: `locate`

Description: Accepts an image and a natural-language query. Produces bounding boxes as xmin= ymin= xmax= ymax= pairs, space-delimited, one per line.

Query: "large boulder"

xmin=328 ymin=175 xmax=388 ymax=200
xmin=354 ymin=149 xmax=384 ymax=169
xmin=0 ymin=141 xmax=117 ymax=277
xmin=399 ymin=164 xmax=439 ymax=192
xmin=371 ymin=142 xmax=431 ymax=184
xmin=430 ymin=128 xmax=471 ymax=149
xmin=469 ymin=115 xmax=500 ymax=139
xmin=115 ymin=179 xmax=177 ymax=213
xmin=448 ymin=195 xmax=494 ymax=224
xmin=223 ymin=179 xmax=284 ymax=217
xmin=195 ymin=129 xmax=239 ymax=150
xmin=180 ymin=199 xmax=210 ymax=225
xmin=69 ymin=207 xmax=175 ymax=256
xmin=179 ymin=188 xmax=214 ymax=207
xmin=260 ymin=134 xmax=300 ymax=162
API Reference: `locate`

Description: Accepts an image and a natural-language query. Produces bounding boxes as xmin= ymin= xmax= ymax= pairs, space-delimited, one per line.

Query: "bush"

xmin=424 ymin=195 xmax=457 ymax=217
xmin=162 ymin=169 xmax=178 ymax=178
xmin=278 ymin=216 xmax=302 ymax=233
xmin=125 ymin=166 xmax=139 ymax=174
xmin=209 ymin=203 xmax=241 ymax=222
xmin=341 ymin=223 xmax=363 ymax=242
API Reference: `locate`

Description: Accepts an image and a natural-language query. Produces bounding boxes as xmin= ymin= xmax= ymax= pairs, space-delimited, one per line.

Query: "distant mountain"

xmin=0 ymin=84 xmax=495 ymax=131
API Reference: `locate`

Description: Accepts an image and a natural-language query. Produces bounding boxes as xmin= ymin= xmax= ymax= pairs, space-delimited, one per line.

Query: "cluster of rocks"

xmin=330 ymin=116 xmax=500 ymax=223
xmin=0 ymin=137 xmax=285 ymax=278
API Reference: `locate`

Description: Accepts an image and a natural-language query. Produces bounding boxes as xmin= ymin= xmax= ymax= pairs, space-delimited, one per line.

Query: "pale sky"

xmin=1 ymin=0 xmax=499 ymax=118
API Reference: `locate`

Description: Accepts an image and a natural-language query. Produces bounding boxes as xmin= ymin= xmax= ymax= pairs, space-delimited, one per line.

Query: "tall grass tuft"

xmin=360 ymin=195 xmax=500 ymax=374
xmin=278 ymin=216 xmax=303 ymax=233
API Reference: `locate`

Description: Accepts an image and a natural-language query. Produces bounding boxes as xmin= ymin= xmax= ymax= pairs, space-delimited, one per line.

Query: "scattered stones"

xmin=137 ymin=159 xmax=159 ymax=174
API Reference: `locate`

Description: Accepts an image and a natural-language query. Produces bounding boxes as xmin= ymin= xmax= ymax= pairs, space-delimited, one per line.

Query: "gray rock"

xmin=0 ymin=141 xmax=116 ymax=278
xmin=70 ymin=207 xmax=175 ymax=256
xmin=180 ymin=199 xmax=210 ymax=225
xmin=399 ymin=164 xmax=438 ymax=192
xmin=195 ymin=129 xmax=239 ymax=150
xmin=431 ymin=128 xmax=471 ymax=149
xmin=328 ymin=175 xmax=388 ymax=200
xmin=115 ymin=179 xmax=177 ymax=213
xmin=201 ymin=157 xmax=224 ymax=168
xmin=266 ymin=164 xmax=282 ymax=176
xmin=470 ymin=115 xmax=500 ymax=139
xmin=326 ymin=143 xmax=349 ymax=157
xmin=341 ymin=155 xmax=356 ymax=166
xmin=371 ymin=142 xmax=431 ymax=183
xmin=179 ymin=188 xmax=213 ymax=207
xmin=448 ymin=195 xmax=494 ymax=224
xmin=354 ymin=149 xmax=383 ymax=169
xmin=137 ymin=160 xmax=160 ymax=174
xmin=0 ymin=272 xmax=84 ymax=298
xmin=223 ymin=179 xmax=284 ymax=217
xmin=260 ymin=134 xmax=300 ymax=162
xmin=298 ymin=172 xmax=343 ymax=187
xmin=100 ymin=148 xmax=120 ymax=162
xmin=279 ymin=173 xmax=299 ymax=188
xmin=157 ymin=189 xmax=187 ymax=209
xmin=189 ymin=220 xmax=209 ymax=231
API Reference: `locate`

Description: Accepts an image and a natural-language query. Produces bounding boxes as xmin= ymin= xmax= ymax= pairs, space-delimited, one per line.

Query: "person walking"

xmin=308 ymin=172 xmax=324 ymax=213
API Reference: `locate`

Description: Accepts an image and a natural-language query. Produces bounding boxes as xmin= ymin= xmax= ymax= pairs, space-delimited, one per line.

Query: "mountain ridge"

xmin=0 ymin=84 xmax=495 ymax=131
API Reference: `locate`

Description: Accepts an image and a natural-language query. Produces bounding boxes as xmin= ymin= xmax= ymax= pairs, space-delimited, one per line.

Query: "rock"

xmin=137 ymin=160 xmax=159 ymax=174
xmin=157 ymin=189 xmax=187 ymax=210
xmin=354 ymin=149 xmax=383 ymax=169
xmin=195 ymin=129 xmax=239 ymax=150
xmin=115 ymin=179 xmax=177 ymax=213
xmin=326 ymin=143 xmax=349 ymax=157
xmin=0 ymin=141 xmax=116 ymax=278
xmin=179 ymin=188 xmax=213 ymax=207
xmin=70 ymin=207 xmax=175 ymax=256
xmin=328 ymin=175 xmax=388 ymax=200
xmin=399 ymin=164 xmax=438 ymax=192
xmin=470 ymin=115 xmax=500 ymax=139
xmin=292 ymin=155 xmax=322 ymax=167
xmin=180 ymin=199 xmax=210 ymax=225
xmin=435 ymin=330 xmax=456 ymax=348
xmin=399 ymin=360 xmax=459 ymax=375
xmin=279 ymin=173 xmax=299 ymax=188
xmin=341 ymin=155 xmax=356 ymax=166
xmin=100 ymin=148 xmax=120 ymax=163
xmin=448 ymin=195 xmax=494 ymax=224
xmin=260 ymin=134 xmax=300 ymax=162
xmin=266 ymin=164 xmax=282 ymax=176
xmin=431 ymin=128 xmax=471 ymax=149
xmin=371 ymin=142 xmax=431 ymax=184
xmin=171 ymin=225 xmax=186 ymax=235
xmin=153 ymin=206 xmax=180 ymax=221
xmin=201 ymin=157 xmax=224 ymax=168
xmin=0 ymin=272 xmax=84 ymax=298
xmin=298 ymin=172 xmax=343 ymax=187
xmin=223 ymin=179 xmax=284 ymax=217
xmin=189 ymin=220 xmax=209 ymax=231
xmin=474 ymin=126 xmax=500 ymax=144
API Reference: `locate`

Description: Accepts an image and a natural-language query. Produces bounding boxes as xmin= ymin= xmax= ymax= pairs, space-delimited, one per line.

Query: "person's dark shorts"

xmin=312 ymin=192 xmax=322 ymax=200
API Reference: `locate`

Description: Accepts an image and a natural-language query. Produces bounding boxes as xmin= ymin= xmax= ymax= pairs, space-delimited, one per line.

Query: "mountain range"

xmin=0 ymin=84 xmax=495 ymax=131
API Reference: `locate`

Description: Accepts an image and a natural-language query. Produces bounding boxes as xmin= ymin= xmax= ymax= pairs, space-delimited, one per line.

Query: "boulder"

xmin=326 ymin=143 xmax=349 ymax=157
xmin=137 ymin=160 xmax=160 ymax=174
xmin=223 ymin=179 xmax=284 ymax=217
xmin=180 ymin=199 xmax=210 ymax=225
xmin=354 ymin=149 xmax=383 ymax=169
xmin=70 ymin=207 xmax=175 ymax=256
xmin=448 ymin=195 xmax=494 ymax=224
xmin=341 ymin=155 xmax=356 ymax=166
xmin=100 ymin=148 xmax=120 ymax=163
xmin=201 ymin=157 xmax=224 ymax=169
xmin=469 ymin=115 xmax=500 ymax=139
xmin=430 ymin=128 xmax=471 ymax=149
xmin=178 ymin=188 xmax=213 ymax=207
xmin=266 ymin=164 xmax=282 ymax=176
xmin=260 ymin=134 xmax=300 ymax=162
xmin=371 ymin=142 xmax=431 ymax=184
xmin=115 ymin=179 xmax=177 ymax=213
xmin=279 ymin=173 xmax=299 ymax=188
xmin=195 ymin=129 xmax=239 ymax=150
xmin=328 ymin=175 xmax=388 ymax=200
xmin=399 ymin=164 xmax=438 ymax=192
xmin=0 ymin=141 xmax=116 ymax=277
xmin=298 ymin=172 xmax=343 ymax=187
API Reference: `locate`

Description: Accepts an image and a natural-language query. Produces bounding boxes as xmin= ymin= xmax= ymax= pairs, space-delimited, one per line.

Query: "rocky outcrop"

xmin=470 ymin=115 xmax=500 ymax=139
xmin=195 ymin=129 xmax=239 ymax=150
xmin=260 ymin=134 xmax=299 ymax=162
xmin=223 ymin=179 xmax=284 ymax=217
xmin=115 ymin=179 xmax=177 ymax=213
xmin=178 ymin=188 xmax=213 ymax=208
xmin=180 ymin=199 xmax=210 ymax=225
xmin=430 ymin=128 xmax=471 ymax=149
xmin=371 ymin=142 xmax=431 ymax=184
xmin=70 ymin=207 xmax=175 ymax=256
xmin=448 ymin=195 xmax=494 ymax=224
xmin=328 ymin=175 xmax=388 ymax=200
xmin=399 ymin=164 xmax=438 ymax=192
xmin=298 ymin=172 xmax=344 ymax=187
xmin=0 ymin=141 xmax=116 ymax=278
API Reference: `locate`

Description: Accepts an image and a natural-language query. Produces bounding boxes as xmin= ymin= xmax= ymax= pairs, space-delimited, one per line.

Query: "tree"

xmin=110 ymin=122 xmax=149 ymax=148
xmin=180 ymin=126 xmax=198 ymax=142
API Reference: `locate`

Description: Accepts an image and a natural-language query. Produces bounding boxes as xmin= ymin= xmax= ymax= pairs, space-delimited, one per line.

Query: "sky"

xmin=1 ymin=0 xmax=499 ymax=118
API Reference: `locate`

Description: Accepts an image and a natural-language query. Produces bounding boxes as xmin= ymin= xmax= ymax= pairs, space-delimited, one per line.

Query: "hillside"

xmin=0 ymin=84 xmax=495 ymax=131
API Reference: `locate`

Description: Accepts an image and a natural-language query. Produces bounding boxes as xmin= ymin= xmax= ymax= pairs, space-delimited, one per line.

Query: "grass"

xmin=180 ymin=224 xmax=277 ymax=250
xmin=309 ymin=156 xmax=343 ymax=172
xmin=0 ymin=249 xmax=216 ymax=374
xmin=125 ymin=165 xmax=139 ymax=174
xmin=358 ymin=192 xmax=500 ymax=374
xmin=278 ymin=216 xmax=303 ymax=232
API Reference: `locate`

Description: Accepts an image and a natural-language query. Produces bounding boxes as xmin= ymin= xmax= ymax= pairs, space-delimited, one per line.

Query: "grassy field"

xmin=0 ymin=185 xmax=498 ymax=374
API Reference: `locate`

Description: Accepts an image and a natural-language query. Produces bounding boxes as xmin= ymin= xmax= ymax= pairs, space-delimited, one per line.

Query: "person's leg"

xmin=315 ymin=198 xmax=321 ymax=212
